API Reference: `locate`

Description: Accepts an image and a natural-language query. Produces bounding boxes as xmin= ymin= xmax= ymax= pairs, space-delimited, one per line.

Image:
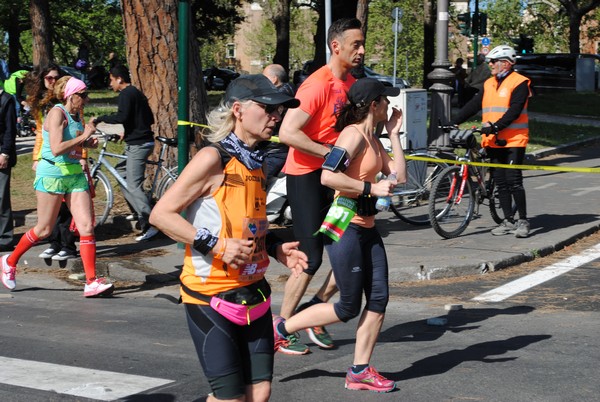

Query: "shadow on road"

xmin=392 ymin=334 xmax=551 ymax=381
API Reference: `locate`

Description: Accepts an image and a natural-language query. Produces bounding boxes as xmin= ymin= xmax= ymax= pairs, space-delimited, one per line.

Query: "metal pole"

xmin=473 ymin=0 xmax=479 ymax=69
xmin=426 ymin=0 xmax=454 ymax=147
xmin=393 ymin=9 xmax=398 ymax=87
xmin=325 ymin=0 xmax=332 ymax=62
xmin=177 ymin=0 xmax=190 ymax=174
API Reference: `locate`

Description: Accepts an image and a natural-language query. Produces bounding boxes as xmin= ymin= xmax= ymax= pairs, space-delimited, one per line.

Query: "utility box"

xmin=383 ymin=88 xmax=428 ymax=151
xmin=576 ymin=58 xmax=595 ymax=92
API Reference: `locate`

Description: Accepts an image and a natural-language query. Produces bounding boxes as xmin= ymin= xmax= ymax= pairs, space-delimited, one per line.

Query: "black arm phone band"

xmin=321 ymin=146 xmax=349 ymax=172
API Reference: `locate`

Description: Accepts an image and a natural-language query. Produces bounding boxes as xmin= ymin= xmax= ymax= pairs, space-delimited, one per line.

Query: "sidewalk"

xmin=14 ymin=113 xmax=600 ymax=288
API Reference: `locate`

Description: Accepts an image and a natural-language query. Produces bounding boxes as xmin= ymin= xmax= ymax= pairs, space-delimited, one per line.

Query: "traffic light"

xmin=522 ymin=37 xmax=534 ymax=53
xmin=477 ymin=12 xmax=487 ymax=36
xmin=457 ymin=12 xmax=471 ymax=36
xmin=513 ymin=34 xmax=535 ymax=54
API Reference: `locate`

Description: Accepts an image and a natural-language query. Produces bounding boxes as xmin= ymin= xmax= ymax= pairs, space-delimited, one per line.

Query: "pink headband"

xmin=63 ymin=77 xmax=87 ymax=100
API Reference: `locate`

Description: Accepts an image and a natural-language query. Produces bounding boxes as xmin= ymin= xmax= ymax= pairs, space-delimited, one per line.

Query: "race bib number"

xmin=317 ymin=196 xmax=357 ymax=242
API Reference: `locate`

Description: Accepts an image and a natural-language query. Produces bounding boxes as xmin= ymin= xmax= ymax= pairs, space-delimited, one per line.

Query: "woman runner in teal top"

xmin=1 ymin=77 xmax=114 ymax=297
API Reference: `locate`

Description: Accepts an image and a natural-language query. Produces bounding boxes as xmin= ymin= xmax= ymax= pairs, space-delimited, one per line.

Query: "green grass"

xmin=528 ymin=92 xmax=600 ymax=118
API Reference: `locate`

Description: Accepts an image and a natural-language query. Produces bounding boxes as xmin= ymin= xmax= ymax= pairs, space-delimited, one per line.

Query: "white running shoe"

xmin=39 ymin=247 xmax=58 ymax=259
xmin=1 ymin=254 xmax=17 ymax=290
xmin=135 ymin=226 xmax=160 ymax=242
xmin=84 ymin=277 xmax=114 ymax=298
xmin=51 ymin=250 xmax=78 ymax=261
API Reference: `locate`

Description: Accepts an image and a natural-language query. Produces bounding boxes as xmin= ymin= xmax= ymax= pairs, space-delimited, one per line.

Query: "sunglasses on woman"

xmin=253 ymin=101 xmax=284 ymax=116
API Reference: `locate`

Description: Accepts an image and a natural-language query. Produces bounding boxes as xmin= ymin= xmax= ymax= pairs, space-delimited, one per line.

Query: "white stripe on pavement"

xmin=472 ymin=243 xmax=600 ymax=302
xmin=0 ymin=356 xmax=173 ymax=401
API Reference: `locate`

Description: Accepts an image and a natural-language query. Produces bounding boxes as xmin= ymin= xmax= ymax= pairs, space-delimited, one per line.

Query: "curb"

xmin=527 ymin=135 xmax=600 ymax=160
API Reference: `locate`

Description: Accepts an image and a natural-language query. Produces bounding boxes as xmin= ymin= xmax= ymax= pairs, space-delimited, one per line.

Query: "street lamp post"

xmin=427 ymin=0 xmax=455 ymax=147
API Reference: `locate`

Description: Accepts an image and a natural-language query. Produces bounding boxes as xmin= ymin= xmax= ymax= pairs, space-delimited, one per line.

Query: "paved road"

xmin=1 ymin=251 xmax=599 ymax=401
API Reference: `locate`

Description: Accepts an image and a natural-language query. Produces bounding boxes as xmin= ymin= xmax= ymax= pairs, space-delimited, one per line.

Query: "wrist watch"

xmin=0 ymin=153 xmax=9 ymax=159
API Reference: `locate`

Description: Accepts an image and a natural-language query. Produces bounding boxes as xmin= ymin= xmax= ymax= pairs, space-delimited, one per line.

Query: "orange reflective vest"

xmin=481 ymin=72 xmax=530 ymax=148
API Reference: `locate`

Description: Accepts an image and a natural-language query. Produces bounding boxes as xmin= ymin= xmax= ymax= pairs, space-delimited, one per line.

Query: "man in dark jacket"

xmin=0 ymin=88 xmax=17 ymax=250
xmin=92 ymin=65 xmax=158 ymax=241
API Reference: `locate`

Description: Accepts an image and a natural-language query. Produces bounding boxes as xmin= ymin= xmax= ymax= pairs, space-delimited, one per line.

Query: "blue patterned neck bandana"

xmin=220 ymin=132 xmax=265 ymax=171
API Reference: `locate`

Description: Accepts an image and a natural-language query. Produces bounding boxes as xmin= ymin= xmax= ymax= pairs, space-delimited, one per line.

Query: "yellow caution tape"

xmin=405 ymin=154 xmax=600 ymax=174
xmin=177 ymin=120 xmax=212 ymax=129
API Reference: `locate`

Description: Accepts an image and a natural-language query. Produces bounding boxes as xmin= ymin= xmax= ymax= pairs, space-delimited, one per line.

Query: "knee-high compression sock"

xmin=8 ymin=229 xmax=39 ymax=266
xmin=79 ymin=235 xmax=97 ymax=284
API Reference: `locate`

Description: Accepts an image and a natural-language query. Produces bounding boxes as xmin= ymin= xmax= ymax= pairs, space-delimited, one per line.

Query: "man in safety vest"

xmin=452 ymin=45 xmax=531 ymax=238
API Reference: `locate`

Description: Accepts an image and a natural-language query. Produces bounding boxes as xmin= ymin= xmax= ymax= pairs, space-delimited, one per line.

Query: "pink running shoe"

xmin=84 ymin=277 xmax=114 ymax=297
xmin=345 ymin=366 xmax=396 ymax=393
xmin=1 ymin=254 xmax=16 ymax=290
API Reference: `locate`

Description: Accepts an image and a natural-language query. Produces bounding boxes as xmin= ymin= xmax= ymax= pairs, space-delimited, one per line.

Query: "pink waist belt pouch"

xmin=210 ymin=295 xmax=271 ymax=326
xmin=181 ymin=278 xmax=272 ymax=326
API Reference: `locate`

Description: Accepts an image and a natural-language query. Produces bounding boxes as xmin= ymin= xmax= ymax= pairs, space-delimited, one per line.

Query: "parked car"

xmin=514 ymin=53 xmax=600 ymax=93
xmin=293 ymin=60 xmax=410 ymax=89
xmin=353 ymin=65 xmax=411 ymax=89
xmin=292 ymin=60 xmax=316 ymax=87
xmin=203 ymin=67 xmax=240 ymax=91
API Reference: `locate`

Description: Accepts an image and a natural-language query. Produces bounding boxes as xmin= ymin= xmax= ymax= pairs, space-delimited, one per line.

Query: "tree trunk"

xmin=120 ymin=0 xmax=207 ymax=162
xmin=568 ymin=14 xmax=580 ymax=54
xmin=7 ymin=6 xmax=21 ymax=72
xmin=356 ymin=0 xmax=369 ymax=41
xmin=272 ymin=0 xmax=291 ymax=72
xmin=29 ymin=0 xmax=53 ymax=68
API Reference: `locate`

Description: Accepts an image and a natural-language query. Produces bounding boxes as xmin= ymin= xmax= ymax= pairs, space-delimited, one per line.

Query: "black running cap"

xmin=225 ymin=74 xmax=300 ymax=109
xmin=348 ymin=78 xmax=400 ymax=107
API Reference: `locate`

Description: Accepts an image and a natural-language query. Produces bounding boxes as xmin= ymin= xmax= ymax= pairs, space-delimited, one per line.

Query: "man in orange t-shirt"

xmin=276 ymin=17 xmax=365 ymax=355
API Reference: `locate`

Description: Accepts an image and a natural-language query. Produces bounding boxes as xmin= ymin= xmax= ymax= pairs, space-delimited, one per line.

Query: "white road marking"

xmin=572 ymin=186 xmax=600 ymax=196
xmin=472 ymin=243 xmax=600 ymax=302
xmin=533 ymin=183 xmax=556 ymax=190
xmin=0 ymin=356 xmax=173 ymax=401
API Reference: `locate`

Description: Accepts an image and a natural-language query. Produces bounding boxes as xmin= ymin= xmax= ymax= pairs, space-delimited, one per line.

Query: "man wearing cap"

xmin=150 ymin=74 xmax=308 ymax=401
xmin=275 ymin=17 xmax=366 ymax=355
xmin=452 ymin=45 xmax=531 ymax=238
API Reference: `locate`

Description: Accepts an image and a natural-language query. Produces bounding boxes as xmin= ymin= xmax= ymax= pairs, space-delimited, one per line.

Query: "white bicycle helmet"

xmin=485 ymin=45 xmax=517 ymax=63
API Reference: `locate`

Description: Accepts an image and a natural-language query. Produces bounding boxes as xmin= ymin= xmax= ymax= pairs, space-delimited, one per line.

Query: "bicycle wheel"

xmin=487 ymin=176 xmax=518 ymax=224
xmin=487 ymin=177 xmax=504 ymax=224
xmin=91 ymin=170 xmax=113 ymax=227
xmin=390 ymin=153 xmax=448 ymax=225
xmin=156 ymin=167 xmax=179 ymax=199
xmin=429 ymin=165 xmax=475 ymax=239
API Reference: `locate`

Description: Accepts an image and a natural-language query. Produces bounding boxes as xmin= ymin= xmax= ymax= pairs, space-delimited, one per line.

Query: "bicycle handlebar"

xmin=438 ymin=122 xmax=507 ymax=147
xmin=93 ymin=129 xmax=121 ymax=143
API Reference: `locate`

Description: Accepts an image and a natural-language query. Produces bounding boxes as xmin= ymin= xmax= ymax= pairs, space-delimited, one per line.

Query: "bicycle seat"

xmin=156 ymin=136 xmax=178 ymax=147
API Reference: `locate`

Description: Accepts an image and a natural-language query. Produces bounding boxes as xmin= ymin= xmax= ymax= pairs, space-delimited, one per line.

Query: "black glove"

xmin=480 ymin=123 xmax=498 ymax=135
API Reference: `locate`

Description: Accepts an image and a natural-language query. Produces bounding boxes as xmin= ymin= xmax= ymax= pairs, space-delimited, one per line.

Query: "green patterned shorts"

xmin=34 ymin=174 xmax=89 ymax=194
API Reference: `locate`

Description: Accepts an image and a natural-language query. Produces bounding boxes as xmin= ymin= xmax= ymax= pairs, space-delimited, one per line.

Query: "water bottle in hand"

xmin=375 ymin=171 xmax=397 ymax=212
